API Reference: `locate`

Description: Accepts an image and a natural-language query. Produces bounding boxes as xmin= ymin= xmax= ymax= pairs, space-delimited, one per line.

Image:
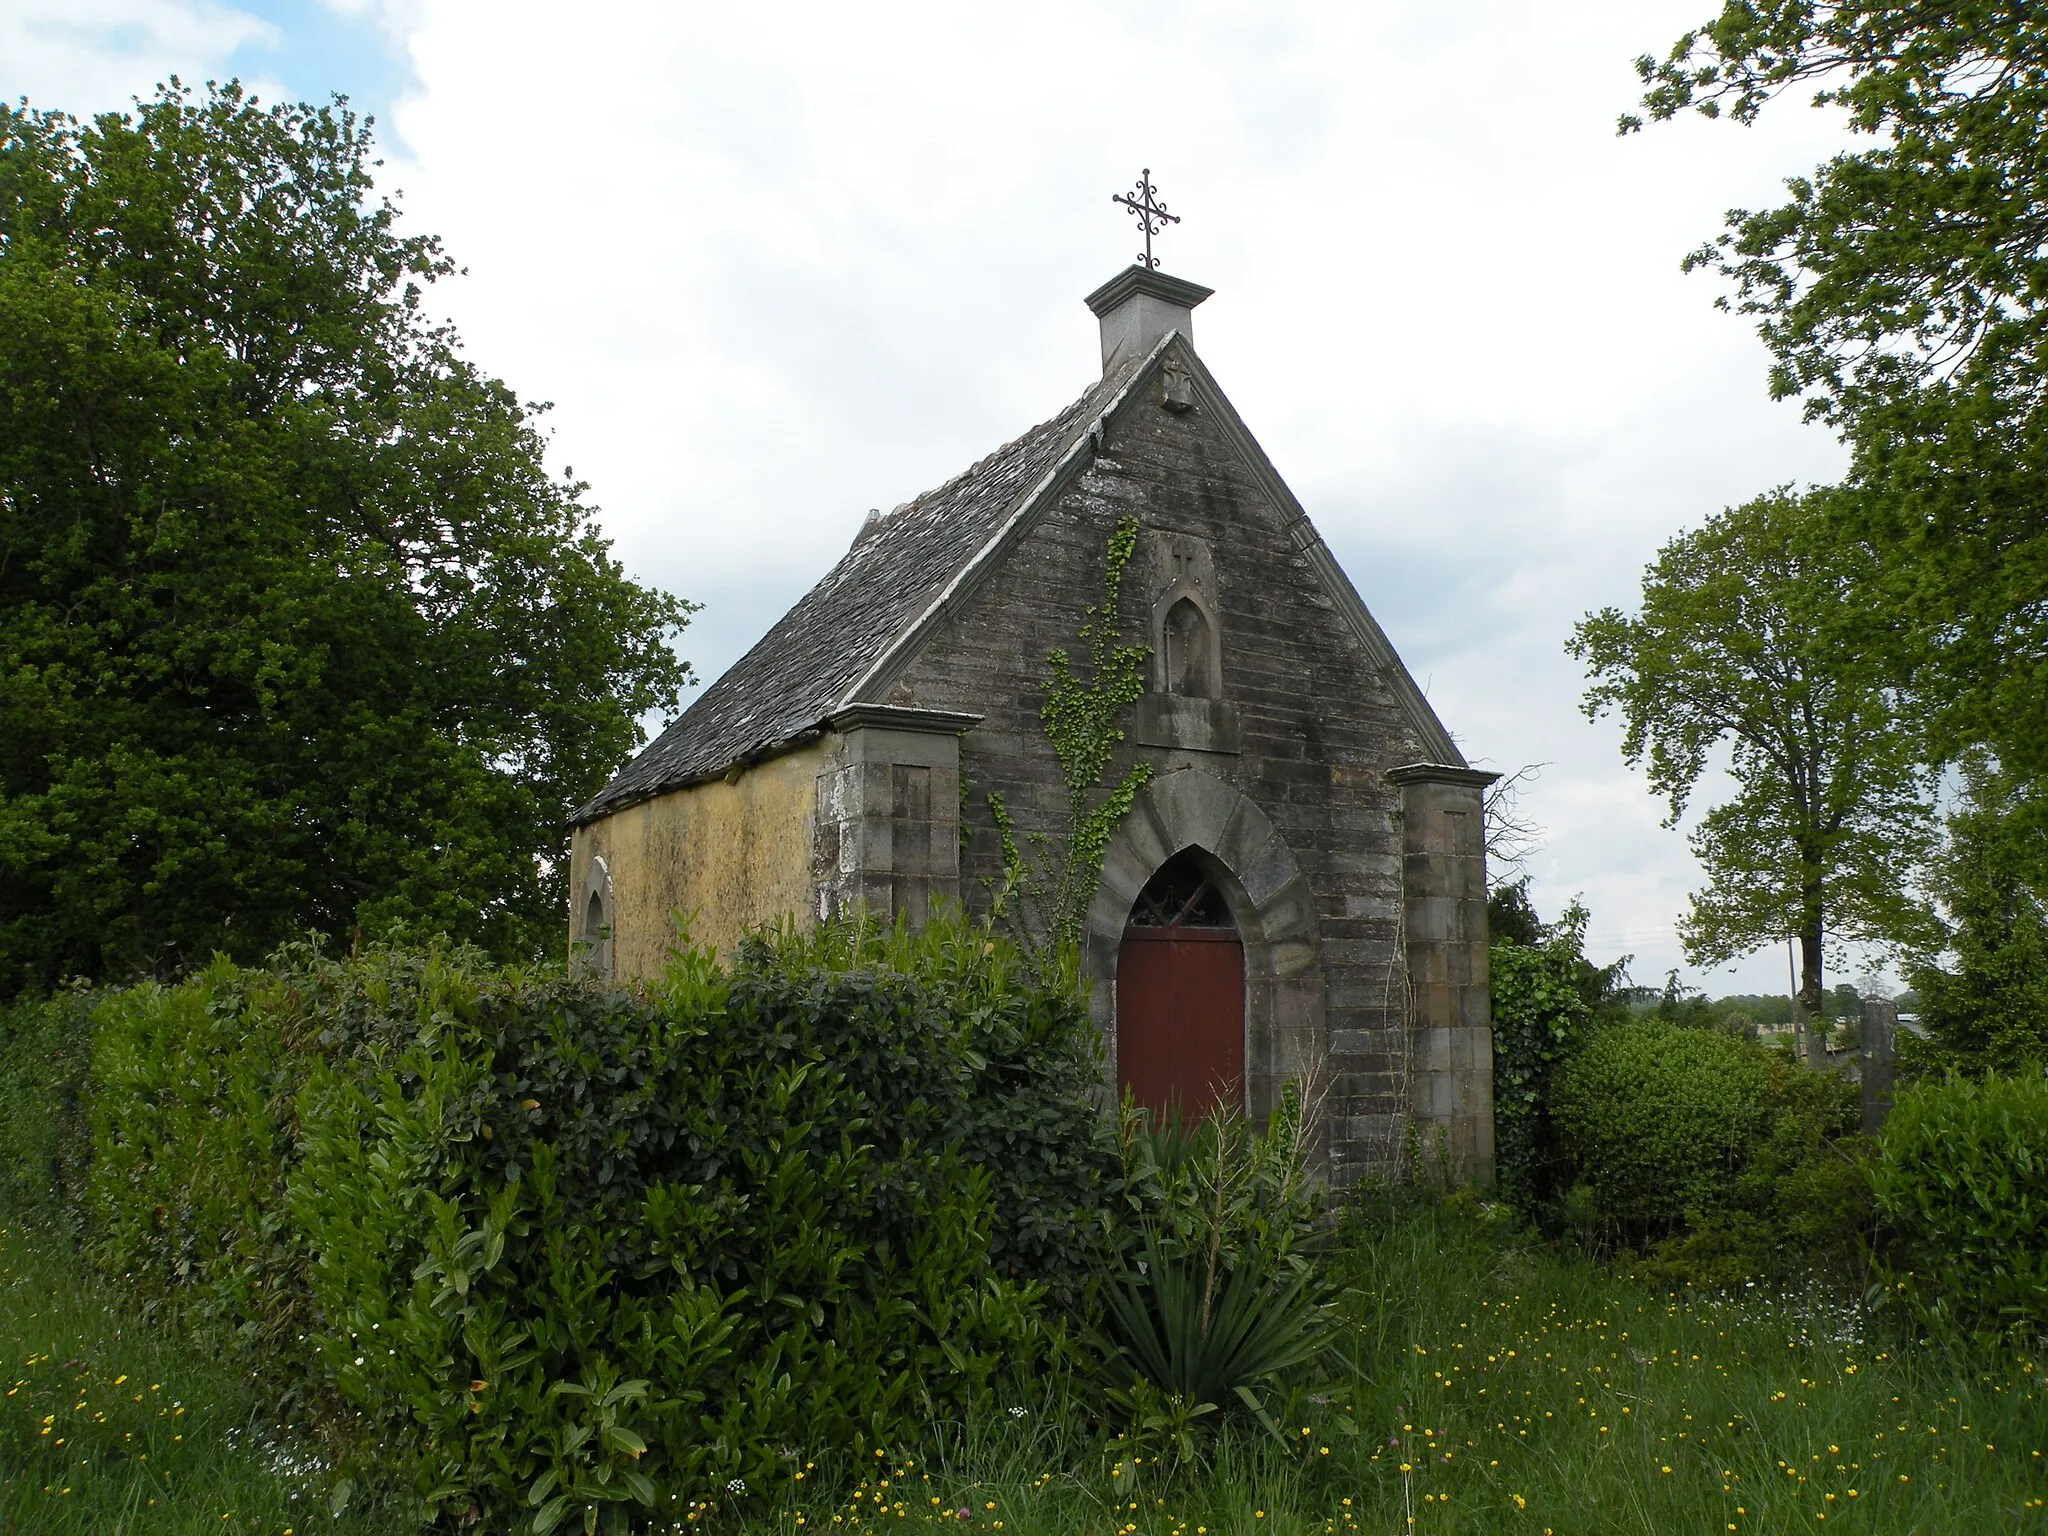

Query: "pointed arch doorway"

xmin=1116 ymin=850 xmax=1246 ymax=1119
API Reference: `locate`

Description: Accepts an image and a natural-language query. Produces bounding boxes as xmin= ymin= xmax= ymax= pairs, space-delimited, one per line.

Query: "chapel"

xmin=567 ymin=264 xmax=1497 ymax=1185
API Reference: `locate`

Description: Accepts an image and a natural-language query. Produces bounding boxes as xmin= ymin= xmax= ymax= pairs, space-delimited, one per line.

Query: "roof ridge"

xmin=835 ymin=344 xmax=1169 ymax=710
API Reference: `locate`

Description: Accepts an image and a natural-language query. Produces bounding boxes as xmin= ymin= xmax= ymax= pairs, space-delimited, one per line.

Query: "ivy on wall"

xmin=1489 ymin=902 xmax=1596 ymax=1210
xmin=990 ymin=515 xmax=1152 ymax=973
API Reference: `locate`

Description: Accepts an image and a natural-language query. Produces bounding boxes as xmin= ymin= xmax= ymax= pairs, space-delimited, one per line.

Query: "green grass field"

xmin=2 ymin=1205 xmax=2042 ymax=1535
xmin=0 ymin=1223 xmax=380 ymax=1536
xmin=753 ymin=1204 xmax=2047 ymax=1536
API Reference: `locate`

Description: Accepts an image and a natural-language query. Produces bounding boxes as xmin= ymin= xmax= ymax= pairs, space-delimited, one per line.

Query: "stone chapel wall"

xmin=875 ymin=353 xmax=1439 ymax=1186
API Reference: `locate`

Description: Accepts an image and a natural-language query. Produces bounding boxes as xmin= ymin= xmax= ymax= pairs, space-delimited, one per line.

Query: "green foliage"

xmin=1095 ymin=1097 xmax=1328 ymax=1451
xmin=1098 ymin=1231 xmax=1322 ymax=1457
xmin=1488 ymin=901 xmax=1596 ymax=1212
xmin=1707 ymin=991 xmax=1795 ymax=1026
xmin=85 ymin=959 xmax=316 ymax=1356
xmin=1115 ymin=1093 xmax=1322 ymax=1284
xmin=74 ymin=917 xmax=1117 ymax=1527
xmin=0 ymin=989 xmax=98 ymax=1233
xmin=0 ymin=82 xmax=693 ymax=994
xmin=1630 ymin=6 xmax=2048 ymax=785
xmin=991 ymin=515 xmax=1152 ymax=965
xmin=1872 ymin=1073 xmax=2048 ymax=1338
xmin=15 ymin=1194 xmax=2048 ymax=1536
xmin=1570 ymin=490 xmax=1937 ymax=1025
xmin=1631 ymin=1054 xmax=1871 ymax=1291
xmin=929 ymin=922 xmax=1125 ymax=1296
xmin=1891 ymin=1024 xmax=1953 ymax=1088
xmin=1484 ymin=878 xmax=1546 ymax=949
xmin=1551 ymin=1013 xmax=1872 ymax=1287
xmin=1552 ymin=1020 xmax=1774 ymax=1235
xmin=1912 ymin=757 xmax=2048 ymax=1074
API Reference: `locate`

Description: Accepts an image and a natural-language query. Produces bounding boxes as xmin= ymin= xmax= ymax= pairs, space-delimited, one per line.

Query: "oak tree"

xmin=0 ymin=83 xmax=693 ymax=993
xmin=1630 ymin=3 xmax=2048 ymax=787
xmin=1570 ymin=490 xmax=1935 ymax=1059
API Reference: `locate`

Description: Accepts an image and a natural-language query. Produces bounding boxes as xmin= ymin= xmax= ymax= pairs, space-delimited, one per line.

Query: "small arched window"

xmin=577 ymin=865 xmax=614 ymax=982
xmin=1163 ymin=596 xmax=1217 ymax=698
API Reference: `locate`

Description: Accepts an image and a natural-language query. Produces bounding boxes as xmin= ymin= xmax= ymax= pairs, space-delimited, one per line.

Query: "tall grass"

xmin=3 ymin=1192 xmax=2041 ymax=1535
xmin=751 ymin=1200 xmax=2047 ymax=1536
xmin=0 ymin=1224 xmax=384 ymax=1536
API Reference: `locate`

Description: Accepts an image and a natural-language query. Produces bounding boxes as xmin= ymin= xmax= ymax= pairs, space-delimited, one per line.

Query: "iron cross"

xmin=1112 ymin=168 xmax=1180 ymax=271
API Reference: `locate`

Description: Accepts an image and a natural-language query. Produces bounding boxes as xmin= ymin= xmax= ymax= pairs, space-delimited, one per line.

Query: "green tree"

xmin=1628 ymin=3 xmax=2048 ymax=791
xmin=1913 ymin=756 xmax=2048 ymax=1074
xmin=0 ymin=83 xmax=693 ymax=993
xmin=1570 ymin=489 xmax=1935 ymax=1060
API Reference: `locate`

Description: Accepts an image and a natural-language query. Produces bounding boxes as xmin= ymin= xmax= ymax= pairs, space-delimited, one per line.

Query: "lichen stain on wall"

xmin=569 ymin=741 xmax=826 ymax=977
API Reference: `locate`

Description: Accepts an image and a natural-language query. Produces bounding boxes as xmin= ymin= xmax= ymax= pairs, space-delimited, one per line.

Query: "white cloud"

xmin=3 ymin=0 xmax=275 ymax=110
xmin=17 ymin=0 xmax=1878 ymax=995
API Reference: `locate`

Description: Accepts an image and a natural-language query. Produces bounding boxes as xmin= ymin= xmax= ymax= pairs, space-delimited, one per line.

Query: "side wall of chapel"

xmin=567 ymin=740 xmax=828 ymax=972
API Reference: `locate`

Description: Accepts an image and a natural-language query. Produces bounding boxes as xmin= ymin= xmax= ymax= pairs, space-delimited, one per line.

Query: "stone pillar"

xmin=1388 ymin=763 xmax=1499 ymax=1183
xmin=1862 ymin=996 xmax=1898 ymax=1137
xmin=814 ymin=705 xmax=982 ymax=926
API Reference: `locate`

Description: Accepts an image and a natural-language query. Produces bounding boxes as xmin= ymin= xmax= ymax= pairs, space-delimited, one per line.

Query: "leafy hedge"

xmin=74 ymin=916 xmax=1120 ymax=1529
xmin=1488 ymin=903 xmax=1597 ymax=1211
xmin=0 ymin=987 xmax=98 ymax=1234
xmin=1548 ymin=1018 xmax=1869 ymax=1284
xmin=1873 ymin=1073 xmax=2048 ymax=1338
xmin=1551 ymin=1020 xmax=1774 ymax=1230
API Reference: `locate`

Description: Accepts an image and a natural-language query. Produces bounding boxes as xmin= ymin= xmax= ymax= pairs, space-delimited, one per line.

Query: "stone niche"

xmin=1130 ymin=528 xmax=1241 ymax=756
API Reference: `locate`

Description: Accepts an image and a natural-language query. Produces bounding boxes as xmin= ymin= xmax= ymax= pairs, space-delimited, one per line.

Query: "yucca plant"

xmin=1096 ymin=1091 xmax=1332 ymax=1452
xmin=1101 ymin=1228 xmax=1325 ymax=1437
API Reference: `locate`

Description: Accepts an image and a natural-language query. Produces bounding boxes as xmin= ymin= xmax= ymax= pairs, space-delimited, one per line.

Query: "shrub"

xmin=85 ymin=958 xmax=319 ymax=1354
xmin=1871 ymin=1073 xmax=2048 ymax=1337
xmin=1892 ymin=1024 xmax=1955 ymax=1087
xmin=0 ymin=988 xmax=100 ymax=1232
xmin=289 ymin=937 xmax=1043 ymax=1526
xmin=1551 ymin=1020 xmax=1774 ymax=1233
xmin=909 ymin=915 xmax=1123 ymax=1299
xmin=1488 ymin=906 xmax=1595 ymax=1212
xmin=78 ymin=915 xmax=1118 ymax=1528
xmin=1629 ymin=1050 xmax=1871 ymax=1290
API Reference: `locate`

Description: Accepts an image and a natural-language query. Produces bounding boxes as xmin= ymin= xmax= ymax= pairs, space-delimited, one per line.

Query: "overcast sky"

xmin=9 ymin=0 xmax=1879 ymax=994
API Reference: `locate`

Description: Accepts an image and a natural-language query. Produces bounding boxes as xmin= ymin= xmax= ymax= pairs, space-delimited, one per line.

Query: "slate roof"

xmin=571 ymin=366 xmax=1134 ymax=825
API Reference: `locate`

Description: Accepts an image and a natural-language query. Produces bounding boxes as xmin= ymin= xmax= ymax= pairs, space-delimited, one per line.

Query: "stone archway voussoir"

xmin=1148 ymin=768 xmax=1242 ymax=855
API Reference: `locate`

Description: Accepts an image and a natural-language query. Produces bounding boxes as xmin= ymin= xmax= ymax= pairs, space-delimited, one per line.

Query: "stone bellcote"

xmin=1085 ymin=267 xmax=1215 ymax=374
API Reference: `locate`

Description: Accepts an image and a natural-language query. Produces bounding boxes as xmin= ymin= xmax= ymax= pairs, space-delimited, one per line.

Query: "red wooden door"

xmin=1116 ymin=927 xmax=1246 ymax=1118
